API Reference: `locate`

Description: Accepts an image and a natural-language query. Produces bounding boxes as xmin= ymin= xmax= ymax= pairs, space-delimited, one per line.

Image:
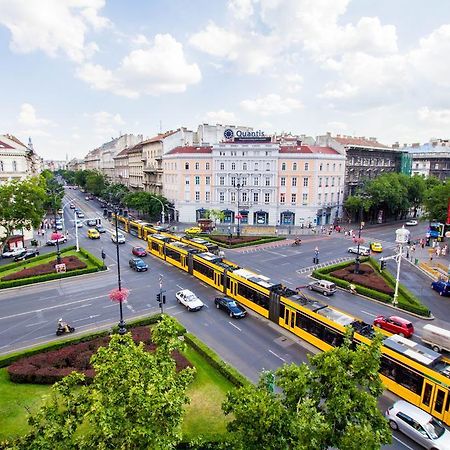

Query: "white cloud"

xmin=0 ymin=0 xmax=108 ymax=62
xmin=85 ymin=111 xmax=125 ymax=136
xmin=18 ymin=103 xmax=54 ymax=127
xmin=204 ymin=110 xmax=237 ymax=124
xmin=227 ymin=0 xmax=255 ymax=20
xmin=418 ymin=107 xmax=450 ymax=125
xmin=240 ymin=94 xmax=302 ymax=115
xmin=77 ymin=34 xmax=201 ymax=97
xmin=132 ymin=34 xmax=150 ymax=46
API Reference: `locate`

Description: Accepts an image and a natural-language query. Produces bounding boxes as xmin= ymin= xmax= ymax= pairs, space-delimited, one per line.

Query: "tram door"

xmin=214 ymin=272 xmax=221 ymax=288
xmin=229 ymin=279 xmax=237 ymax=297
xmin=421 ymin=381 xmax=448 ymax=421
xmin=284 ymin=307 xmax=296 ymax=331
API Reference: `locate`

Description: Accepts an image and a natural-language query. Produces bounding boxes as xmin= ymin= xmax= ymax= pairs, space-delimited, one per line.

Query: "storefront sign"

xmin=224 ymin=128 xmax=270 ymax=142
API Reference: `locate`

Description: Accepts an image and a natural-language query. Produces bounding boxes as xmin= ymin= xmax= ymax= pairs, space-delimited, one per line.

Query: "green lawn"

xmin=0 ymin=346 xmax=235 ymax=442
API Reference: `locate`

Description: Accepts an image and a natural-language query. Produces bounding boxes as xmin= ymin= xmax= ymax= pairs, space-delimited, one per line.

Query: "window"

xmin=231 ymin=162 xmax=236 ymax=170
xmin=319 ymin=163 xmax=323 ymax=171
xmin=195 ymin=191 xmax=200 ymax=201
xmin=254 ymin=177 xmax=259 ymax=186
xmin=254 ymin=162 xmax=259 ymax=171
xmin=185 ymin=162 xmax=189 ymax=170
xmin=291 ymin=193 xmax=296 ymax=204
xmin=243 ymin=162 xmax=247 ymax=170
xmin=280 ymin=193 xmax=285 ymax=203
xmin=242 ymin=192 xmax=248 ymax=202
xmin=219 ymin=176 xmax=225 ymax=186
xmin=205 ymin=176 xmax=210 ymax=185
xmin=318 ymin=193 xmax=322 ymax=204
xmin=318 ymin=177 xmax=322 ymax=187
xmin=292 ymin=177 xmax=297 ymax=187
xmin=303 ymin=177 xmax=308 ymax=187
xmin=266 ymin=162 xmax=270 ymax=171
xmin=305 ymin=162 xmax=309 ymax=171
xmin=220 ymin=162 xmax=225 ymax=170
xmin=205 ymin=192 xmax=210 ymax=202
xmin=333 ymin=163 xmax=336 ymax=171
xmin=265 ymin=193 xmax=270 ymax=203
xmin=331 ymin=192 xmax=334 ymax=202
xmin=265 ymin=177 xmax=270 ymax=186
xmin=185 ymin=178 xmax=190 ymax=185
xmin=206 ymin=162 xmax=210 ymax=170
xmin=242 ymin=178 xmax=247 ymax=186
xmin=231 ymin=192 xmax=236 ymax=202
xmin=302 ymin=193 xmax=308 ymax=205
xmin=331 ymin=177 xmax=335 ymax=186
xmin=293 ymin=162 xmax=297 ymax=170
xmin=281 ymin=162 xmax=286 ymax=171
xmin=253 ymin=192 xmax=259 ymax=203
xmin=219 ymin=192 xmax=225 ymax=203
xmin=195 ymin=176 xmax=200 ymax=185
xmin=281 ymin=177 xmax=286 ymax=186
xmin=195 ymin=162 xmax=199 ymax=170
xmin=325 ymin=177 xmax=329 ymax=187
xmin=324 ymin=193 xmax=328 ymax=203
xmin=326 ymin=163 xmax=329 ymax=171
xmin=0 ymin=161 xmax=3 ymax=171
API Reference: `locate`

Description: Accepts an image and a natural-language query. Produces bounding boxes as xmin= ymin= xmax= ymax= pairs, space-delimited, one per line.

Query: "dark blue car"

xmin=214 ymin=297 xmax=246 ymax=318
xmin=129 ymin=258 xmax=148 ymax=272
xmin=431 ymin=280 xmax=450 ymax=296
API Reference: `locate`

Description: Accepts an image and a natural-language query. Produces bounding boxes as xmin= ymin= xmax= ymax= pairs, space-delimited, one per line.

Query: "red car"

xmin=373 ymin=315 xmax=414 ymax=338
xmin=132 ymin=246 xmax=147 ymax=257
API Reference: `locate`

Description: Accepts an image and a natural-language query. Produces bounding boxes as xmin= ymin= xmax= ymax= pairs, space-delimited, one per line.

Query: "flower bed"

xmin=208 ymin=234 xmax=285 ymax=248
xmin=330 ymin=263 xmax=394 ymax=295
xmin=1 ymin=255 xmax=87 ymax=282
xmin=7 ymin=326 xmax=192 ymax=384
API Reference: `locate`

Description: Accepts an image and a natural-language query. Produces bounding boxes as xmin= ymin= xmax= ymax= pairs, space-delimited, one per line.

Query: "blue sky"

xmin=1 ymin=0 xmax=450 ymax=160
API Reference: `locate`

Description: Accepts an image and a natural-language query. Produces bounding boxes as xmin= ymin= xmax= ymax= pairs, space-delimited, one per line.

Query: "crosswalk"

xmin=296 ymin=257 xmax=353 ymax=275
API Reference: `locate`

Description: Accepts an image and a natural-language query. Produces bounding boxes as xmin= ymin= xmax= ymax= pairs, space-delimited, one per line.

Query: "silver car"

xmin=386 ymin=400 xmax=450 ymax=450
xmin=347 ymin=245 xmax=370 ymax=256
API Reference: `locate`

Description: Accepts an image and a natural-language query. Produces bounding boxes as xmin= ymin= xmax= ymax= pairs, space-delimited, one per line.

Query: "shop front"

xmin=280 ymin=210 xmax=295 ymax=225
xmin=254 ymin=210 xmax=269 ymax=225
xmin=222 ymin=209 xmax=234 ymax=224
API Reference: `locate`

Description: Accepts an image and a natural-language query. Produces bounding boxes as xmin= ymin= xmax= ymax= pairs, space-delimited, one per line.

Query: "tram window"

xmin=435 ymin=389 xmax=445 ymax=414
xmin=166 ymin=248 xmax=181 ymax=262
xmin=323 ymin=329 xmax=343 ymax=347
xmin=380 ymin=357 xmax=423 ymax=395
xmin=423 ymin=383 xmax=433 ymax=407
xmin=129 ymin=224 xmax=139 ymax=236
xmin=151 ymin=242 xmax=160 ymax=252
xmin=237 ymin=283 xmax=269 ymax=310
xmin=279 ymin=303 xmax=285 ymax=320
xmin=193 ymin=260 xmax=214 ymax=280
xmin=446 ymin=394 xmax=450 ymax=413
xmin=220 ymin=274 xmax=224 ymax=287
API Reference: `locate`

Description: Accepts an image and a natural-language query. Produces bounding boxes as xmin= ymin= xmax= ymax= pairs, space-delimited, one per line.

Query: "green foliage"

xmin=9 ymin=316 xmax=195 ymax=450
xmin=207 ymin=209 xmax=225 ymax=224
xmin=85 ymin=171 xmax=107 ymax=196
xmin=0 ymin=177 xmax=47 ymax=247
xmin=223 ymin=332 xmax=391 ymax=450
xmin=423 ymin=180 xmax=450 ymax=223
xmin=103 ymin=183 xmax=129 ymax=204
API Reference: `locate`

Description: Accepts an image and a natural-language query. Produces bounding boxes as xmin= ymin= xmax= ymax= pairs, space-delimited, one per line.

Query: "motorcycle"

xmin=291 ymin=240 xmax=302 ymax=247
xmin=56 ymin=324 xmax=76 ymax=336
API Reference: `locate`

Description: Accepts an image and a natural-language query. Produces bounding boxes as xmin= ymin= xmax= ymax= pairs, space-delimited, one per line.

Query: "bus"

xmin=428 ymin=222 xmax=447 ymax=241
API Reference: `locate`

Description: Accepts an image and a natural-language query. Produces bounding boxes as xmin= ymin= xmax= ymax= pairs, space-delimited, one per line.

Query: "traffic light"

xmin=162 ymin=295 xmax=166 ymax=304
xmin=156 ymin=293 xmax=161 ymax=303
xmin=380 ymin=260 xmax=386 ymax=270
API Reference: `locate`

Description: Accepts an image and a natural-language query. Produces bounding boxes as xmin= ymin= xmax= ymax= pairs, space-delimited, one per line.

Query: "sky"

xmin=1 ymin=0 xmax=450 ymax=160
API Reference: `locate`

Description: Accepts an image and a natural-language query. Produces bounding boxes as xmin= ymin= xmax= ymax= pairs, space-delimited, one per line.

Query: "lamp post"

xmin=53 ymin=198 xmax=62 ymax=265
xmin=232 ymin=177 xmax=242 ymax=238
xmin=353 ymin=194 xmax=369 ymax=274
xmin=150 ymin=195 xmax=165 ymax=224
xmin=393 ymin=226 xmax=410 ymax=307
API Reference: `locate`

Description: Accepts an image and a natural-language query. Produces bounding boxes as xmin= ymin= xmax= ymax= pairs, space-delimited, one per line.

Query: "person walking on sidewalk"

xmin=442 ymin=244 xmax=448 ymax=256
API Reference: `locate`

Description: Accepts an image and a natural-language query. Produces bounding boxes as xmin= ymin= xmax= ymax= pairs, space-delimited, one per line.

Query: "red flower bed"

xmin=330 ymin=263 xmax=394 ymax=295
xmin=210 ymin=235 xmax=266 ymax=245
xmin=1 ymin=256 xmax=87 ymax=281
xmin=7 ymin=326 xmax=191 ymax=384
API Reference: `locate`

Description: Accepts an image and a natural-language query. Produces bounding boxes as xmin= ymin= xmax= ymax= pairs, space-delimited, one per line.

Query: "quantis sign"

xmin=223 ymin=128 xmax=271 ymax=142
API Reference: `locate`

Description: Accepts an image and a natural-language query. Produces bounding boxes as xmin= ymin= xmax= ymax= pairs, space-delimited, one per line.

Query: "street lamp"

xmin=150 ymin=195 xmax=165 ymax=224
xmin=53 ymin=197 xmax=62 ymax=265
xmin=353 ymin=194 xmax=369 ymax=274
xmin=392 ymin=226 xmax=410 ymax=307
xmin=232 ymin=177 xmax=242 ymax=238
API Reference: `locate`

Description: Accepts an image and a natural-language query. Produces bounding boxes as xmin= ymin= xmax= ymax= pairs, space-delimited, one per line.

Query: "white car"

xmin=348 ymin=245 xmax=370 ymax=256
xmin=111 ymin=232 xmax=125 ymax=244
xmin=405 ymin=220 xmax=418 ymax=226
xmin=75 ymin=220 xmax=83 ymax=228
xmin=46 ymin=237 xmax=67 ymax=246
xmin=1 ymin=247 xmax=27 ymax=258
xmin=176 ymin=289 xmax=204 ymax=311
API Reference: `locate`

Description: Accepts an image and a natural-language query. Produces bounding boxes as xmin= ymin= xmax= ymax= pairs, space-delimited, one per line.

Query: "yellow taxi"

xmin=185 ymin=226 xmax=202 ymax=235
xmin=87 ymin=228 xmax=100 ymax=239
xmin=370 ymin=242 xmax=383 ymax=253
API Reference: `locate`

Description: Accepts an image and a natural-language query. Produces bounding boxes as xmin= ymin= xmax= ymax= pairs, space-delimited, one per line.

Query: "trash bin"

xmin=414 ymin=258 xmax=419 ymax=265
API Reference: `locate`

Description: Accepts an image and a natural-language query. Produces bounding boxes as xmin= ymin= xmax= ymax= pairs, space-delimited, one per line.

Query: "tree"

xmin=208 ymin=209 xmax=225 ymax=227
xmin=0 ymin=177 xmax=46 ymax=247
xmin=423 ymin=181 xmax=450 ymax=223
xmin=8 ymin=316 xmax=195 ymax=450
xmin=223 ymin=332 xmax=391 ymax=450
xmin=85 ymin=171 xmax=106 ymax=196
xmin=403 ymin=175 xmax=426 ymax=217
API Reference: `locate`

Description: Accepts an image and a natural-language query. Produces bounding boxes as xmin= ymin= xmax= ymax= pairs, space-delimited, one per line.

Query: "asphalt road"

xmin=0 ymin=191 xmax=443 ymax=449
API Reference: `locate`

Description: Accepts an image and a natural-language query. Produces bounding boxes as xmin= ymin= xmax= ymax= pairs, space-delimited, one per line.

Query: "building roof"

xmin=114 ymin=148 xmax=130 ymax=158
xmin=165 ymin=146 xmax=212 ymax=155
xmin=279 ymin=145 xmax=339 ymax=155
xmin=334 ymin=136 xmax=390 ymax=149
xmin=142 ymin=130 xmax=178 ymax=144
xmin=0 ymin=134 xmax=29 ymax=151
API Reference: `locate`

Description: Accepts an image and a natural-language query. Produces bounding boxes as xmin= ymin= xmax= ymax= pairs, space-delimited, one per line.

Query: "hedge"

xmin=183 ymin=332 xmax=249 ymax=387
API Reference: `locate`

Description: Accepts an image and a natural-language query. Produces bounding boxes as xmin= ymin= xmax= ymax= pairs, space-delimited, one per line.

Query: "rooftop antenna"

xmin=159 ymin=120 xmax=162 ymax=134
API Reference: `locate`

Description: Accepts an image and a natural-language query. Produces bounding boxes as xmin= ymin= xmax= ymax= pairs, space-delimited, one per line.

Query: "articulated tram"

xmin=113 ymin=214 xmax=450 ymax=425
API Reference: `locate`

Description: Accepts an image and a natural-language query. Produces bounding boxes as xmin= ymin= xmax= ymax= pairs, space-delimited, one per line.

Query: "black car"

xmin=14 ymin=249 xmax=40 ymax=261
xmin=129 ymin=258 xmax=148 ymax=272
xmin=214 ymin=297 xmax=246 ymax=318
xmin=95 ymin=224 xmax=106 ymax=233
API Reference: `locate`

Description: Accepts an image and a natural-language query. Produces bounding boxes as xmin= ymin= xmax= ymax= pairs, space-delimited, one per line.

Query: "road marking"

xmin=361 ymin=310 xmax=377 ymax=317
xmin=228 ymin=321 xmax=241 ymax=331
xmin=392 ymin=436 xmax=414 ymax=450
xmin=176 ymin=284 xmax=184 ymax=290
xmin=25 ymin=321 xmax=47 ymax=327
xmin=103 ymin=304 xmax=116 ymax=308
xmin=67 ymin=303 xmax=91 ymax=311
xmin=281 ymin=279 xmax=293 ymax=285
xmin=125 ymin=303 xmax=135 ymax=313
xmin=269 ymin=349 xmax=286 ymax=362
xmin=0 ymin=295 xmax=108 ymax=321
xmin=72 ymin=314 xmax=100 ymax=323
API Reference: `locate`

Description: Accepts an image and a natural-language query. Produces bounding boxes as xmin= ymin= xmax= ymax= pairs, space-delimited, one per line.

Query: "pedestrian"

xmin=65 ymin=230 xmax=69 ymax=238
xmin=406 ymin=245 xmax=410 ymax=259
xmin=436 ymin=246 xmax=441 ymax=257
xmin=442 ymin=244 xmax=448 ymax=256
xmin=420 ymin=239 xmax=425 ymax=249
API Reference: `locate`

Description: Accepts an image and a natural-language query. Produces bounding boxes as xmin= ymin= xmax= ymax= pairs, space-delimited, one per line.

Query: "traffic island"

xmin=207 ymin=234 xmax=285 ymax=248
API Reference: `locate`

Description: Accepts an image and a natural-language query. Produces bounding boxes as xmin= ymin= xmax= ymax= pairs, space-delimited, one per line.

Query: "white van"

xmin=420 ymin=323 xmax=450 ymax=353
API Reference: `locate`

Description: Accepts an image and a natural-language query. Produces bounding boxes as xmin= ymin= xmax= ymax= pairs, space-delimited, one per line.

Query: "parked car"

xmin=55 ymin=222 xmax=63 ymax=230
xmin=386 ymin=400 xmax=450 ymax=450
xmin=132 ymin=246 xmax=147 ymax=257
xmin=85 ymin=196 xmax=90 ymax=201
xmin=46 ymin=237 xmax=67 ymax=246
xmin=405 ymin=219 xmax=418 ymax=226
xmin=14 ymin=249 xmax=40 ymax=261
xmin=111 ymin=232 xmax=125 ymax=244
xmin=76 ymin=211 xmax=85 ymax=218
xmin=347 ymin=246 xmax=370 ymax=256
xmin=370 ymin=242 xmax=383 ymax=252
xmin=308 ymin=280 xmax=337 ymax=296
xmin=95 ymin=224 xmax=106 ymax=233
xmin=214 ymin=296 xmax=246 ymax=318
xmin=185 ymin=226 xmax=202 ymax=235
xmin=1 ymin=247 xmax=27 ymax=258
xmin=87 ymin=228 xmax=100 ymax=239
xmin=431 ymin=280 xmax=450 ymax=297
xmin=129 ymin=258 xmax=148 ymax=272
xmin=373 ymin=315 xmax=414 ymax=338
xmin=176 ymin=289 xmax=204 ymax=311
